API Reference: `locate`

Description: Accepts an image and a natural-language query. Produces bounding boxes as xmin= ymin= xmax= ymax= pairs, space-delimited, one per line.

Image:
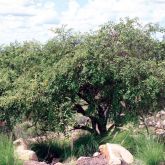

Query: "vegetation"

xmin=135 ymin=135 xmax=165 ymax=165
xmin=0 ymin=18 xmax=165 ymax=136
xmin=0 ymin=134 xmax=22 ymax=165
xmin=30 ymin=129 xmax=164 ymax=165
xmin=0 ymin=17 xmax=165 ymax=164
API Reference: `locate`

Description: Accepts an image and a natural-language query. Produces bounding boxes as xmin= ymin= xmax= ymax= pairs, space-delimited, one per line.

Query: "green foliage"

xmin=0 ymin=18 xmax=165 ymax=134
xmin=0 ymin=134 xmax=22 ymax=165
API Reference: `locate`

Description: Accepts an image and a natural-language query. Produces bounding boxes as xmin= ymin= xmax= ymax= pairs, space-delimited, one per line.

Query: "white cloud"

xmin=0 ymin=0 xmax=165 ymax=44
xmin=0 ymin=0 xmax=59 ymax=44
xmin=60 ymin=0 xmax=165 ymax=31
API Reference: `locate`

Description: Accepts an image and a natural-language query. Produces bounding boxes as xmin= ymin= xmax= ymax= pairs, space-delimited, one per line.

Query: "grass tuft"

xmin=0 ymin=134 xmax=22 ymax=165
xmin=135 ymin=135 xmax=165 ymax=165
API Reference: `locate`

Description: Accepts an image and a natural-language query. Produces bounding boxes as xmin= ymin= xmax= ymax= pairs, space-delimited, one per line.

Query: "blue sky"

xmin=0 ymin=0 xmax=165 ymax=44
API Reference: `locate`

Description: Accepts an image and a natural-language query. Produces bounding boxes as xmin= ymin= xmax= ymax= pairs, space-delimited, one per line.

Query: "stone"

xmin=76 ymin=155 xmax=109 ymax=165
xmin=160 ymin=110 xmax=165 ymax=116
xmin=54 ymin=163 xmax=64 ymax=165
xmin=51 ymin=158 xmax=61 ymax=164
xmin=0 ymin=120 xmax=6 ymax=127
xmin=13 ymin=138 xmax=38 ymax=161
xmin=155 ymin=121 xmax=162 ymax=129
xmin=99 ymin=143 xmax=134 ymax=165
xmin=159 ymin=161 xmax=165 ymax=165
xmin=24 ymin=161 xmax=48 ymax=165
xmin=13 ymin=138 xmax=29 ymax=150
xmin=155 ymin=128 xmax=165 ymax=136
xmin=15 ymin=149 xmax=38 ymax=161
xmin=162 ymin=120 xmax=165 ymax=129
xmin=93 ymin=152 xmax=100 ymax=157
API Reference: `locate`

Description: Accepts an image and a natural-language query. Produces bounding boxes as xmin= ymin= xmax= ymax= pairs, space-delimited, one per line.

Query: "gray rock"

xmin=76 ymin=155 xmax=109 ymax=165
xmin=24 ymin=161 xmax=48 ymax=165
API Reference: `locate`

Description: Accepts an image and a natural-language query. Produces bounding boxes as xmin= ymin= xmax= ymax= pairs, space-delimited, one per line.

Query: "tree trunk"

xmin=91 ymin=117 xmax=107 ymax=135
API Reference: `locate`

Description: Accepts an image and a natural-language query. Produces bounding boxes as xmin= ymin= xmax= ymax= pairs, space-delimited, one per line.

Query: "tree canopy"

xmin=0 ymin=18 xmax=165 ymax=135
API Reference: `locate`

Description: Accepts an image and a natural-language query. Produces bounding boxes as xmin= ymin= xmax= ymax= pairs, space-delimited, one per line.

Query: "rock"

xmin=156 ymin=113 xmax=161 ymax=118
xmin=99 ymin=143 xmax=134 ymax=165
xmin=0 ymin=120 xmax=6 ymax=127
xmin=145 ymin=117 xmax=156 ymax=127
xmin=162 ymin=120 xmax=165 ymax=129
xmin=93 ymin=152 xmax=100 ymax=157
xmin=160 ymin=110 xmax=165 ymax=116
xmin=24 ymin=161 xmax=48 ymax=165
xmin=155 ymin=120 xmax=162 ymax=129
xmin=54 ymin=163 xmax=64 ymax=165
xmin=155 ymin=128 xmax=165 ymax=136
xmin=51 ymin=158 xmax=61 ymax=164
xmin=159 ymin=161 xmax=165 ymax=165
xmin=76 ymin=155 xmax=109 ymax=165
xmin=138 ymin=124 xmax=145 ymax=129
xmin=14 ymin=138 xmax=38 ymax=161
xmin=15 ymin=149 xmax=38 ymax=161
xmin=141 ymin=110 xmax=165 ymax=137
xmin=13 ymin=138 xmax=29 ymax=150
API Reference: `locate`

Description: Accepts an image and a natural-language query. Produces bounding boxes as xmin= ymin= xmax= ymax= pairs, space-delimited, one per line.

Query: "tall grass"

xmin=31 ymin=139 xmax=70 ymax=163
xmin=100 ymin=130 xmax=136 ymax=153
xmin=0 ymin=134 xmax=22 ymax=165
xmin=31 ymin=129 xmax=165 ymax=165
xmin=135 ymin=135 xmax=165 ymax=165
xmin=72 ymin=134 xmax=99 ymax=157
xmin=101 ymin=130 xmax=165 ymax=165
xmin=31 ymin=134 xmax=100 ymax=162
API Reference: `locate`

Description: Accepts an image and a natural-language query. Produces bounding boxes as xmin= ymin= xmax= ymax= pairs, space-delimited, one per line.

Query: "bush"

xmin=0 ymin=134 xmax=22 ymax=165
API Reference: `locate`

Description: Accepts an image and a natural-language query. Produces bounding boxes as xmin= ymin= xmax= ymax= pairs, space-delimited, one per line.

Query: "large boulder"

xmin=99 ymin=143 xmax=134 ymax=165
xmin=13 ymin=138 xmax=38 ymax=161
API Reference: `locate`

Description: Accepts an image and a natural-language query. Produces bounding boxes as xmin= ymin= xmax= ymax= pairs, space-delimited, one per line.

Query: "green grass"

xmin=0 ymin=134 xmax=22 ymax=165
xmin=100 ymin=130 xmax=136 ymax=154
xmin=72 ymin=134 xmax=99 ymax=157
xmin=31 ymin=134 xmax=100 ymax=162
xmin=135 ymin=135 xmax=165 ymax=165
xmin=31 ymin=128 xmax=165 ymax=165
xmin=31 ymin=139 xmax=70 ymax=163
xmin=101 ymin=129 xmax=165 ymax=165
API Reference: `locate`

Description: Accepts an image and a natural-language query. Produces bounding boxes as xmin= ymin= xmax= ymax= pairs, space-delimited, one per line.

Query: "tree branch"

xmin=73 ymin=125 xmax=94 ymax=133
xmin=74 ymin=104 xmax=86 ymax=116
xmin=107 ymin=123 xmax=115 ymax=131
xmin=77 ymin=92 xmax=91 ymax=105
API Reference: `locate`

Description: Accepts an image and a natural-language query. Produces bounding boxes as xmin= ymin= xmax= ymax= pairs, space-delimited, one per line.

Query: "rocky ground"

xmin=140 ymin=110 xmax=165 ymax=137
xmin=14 ymin=110 xmax=165 ymax=165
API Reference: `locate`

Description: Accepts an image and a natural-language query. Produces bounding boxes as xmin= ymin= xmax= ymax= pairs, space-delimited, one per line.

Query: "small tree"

xmin=48 ymin=18 xmax=165 ymax=135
